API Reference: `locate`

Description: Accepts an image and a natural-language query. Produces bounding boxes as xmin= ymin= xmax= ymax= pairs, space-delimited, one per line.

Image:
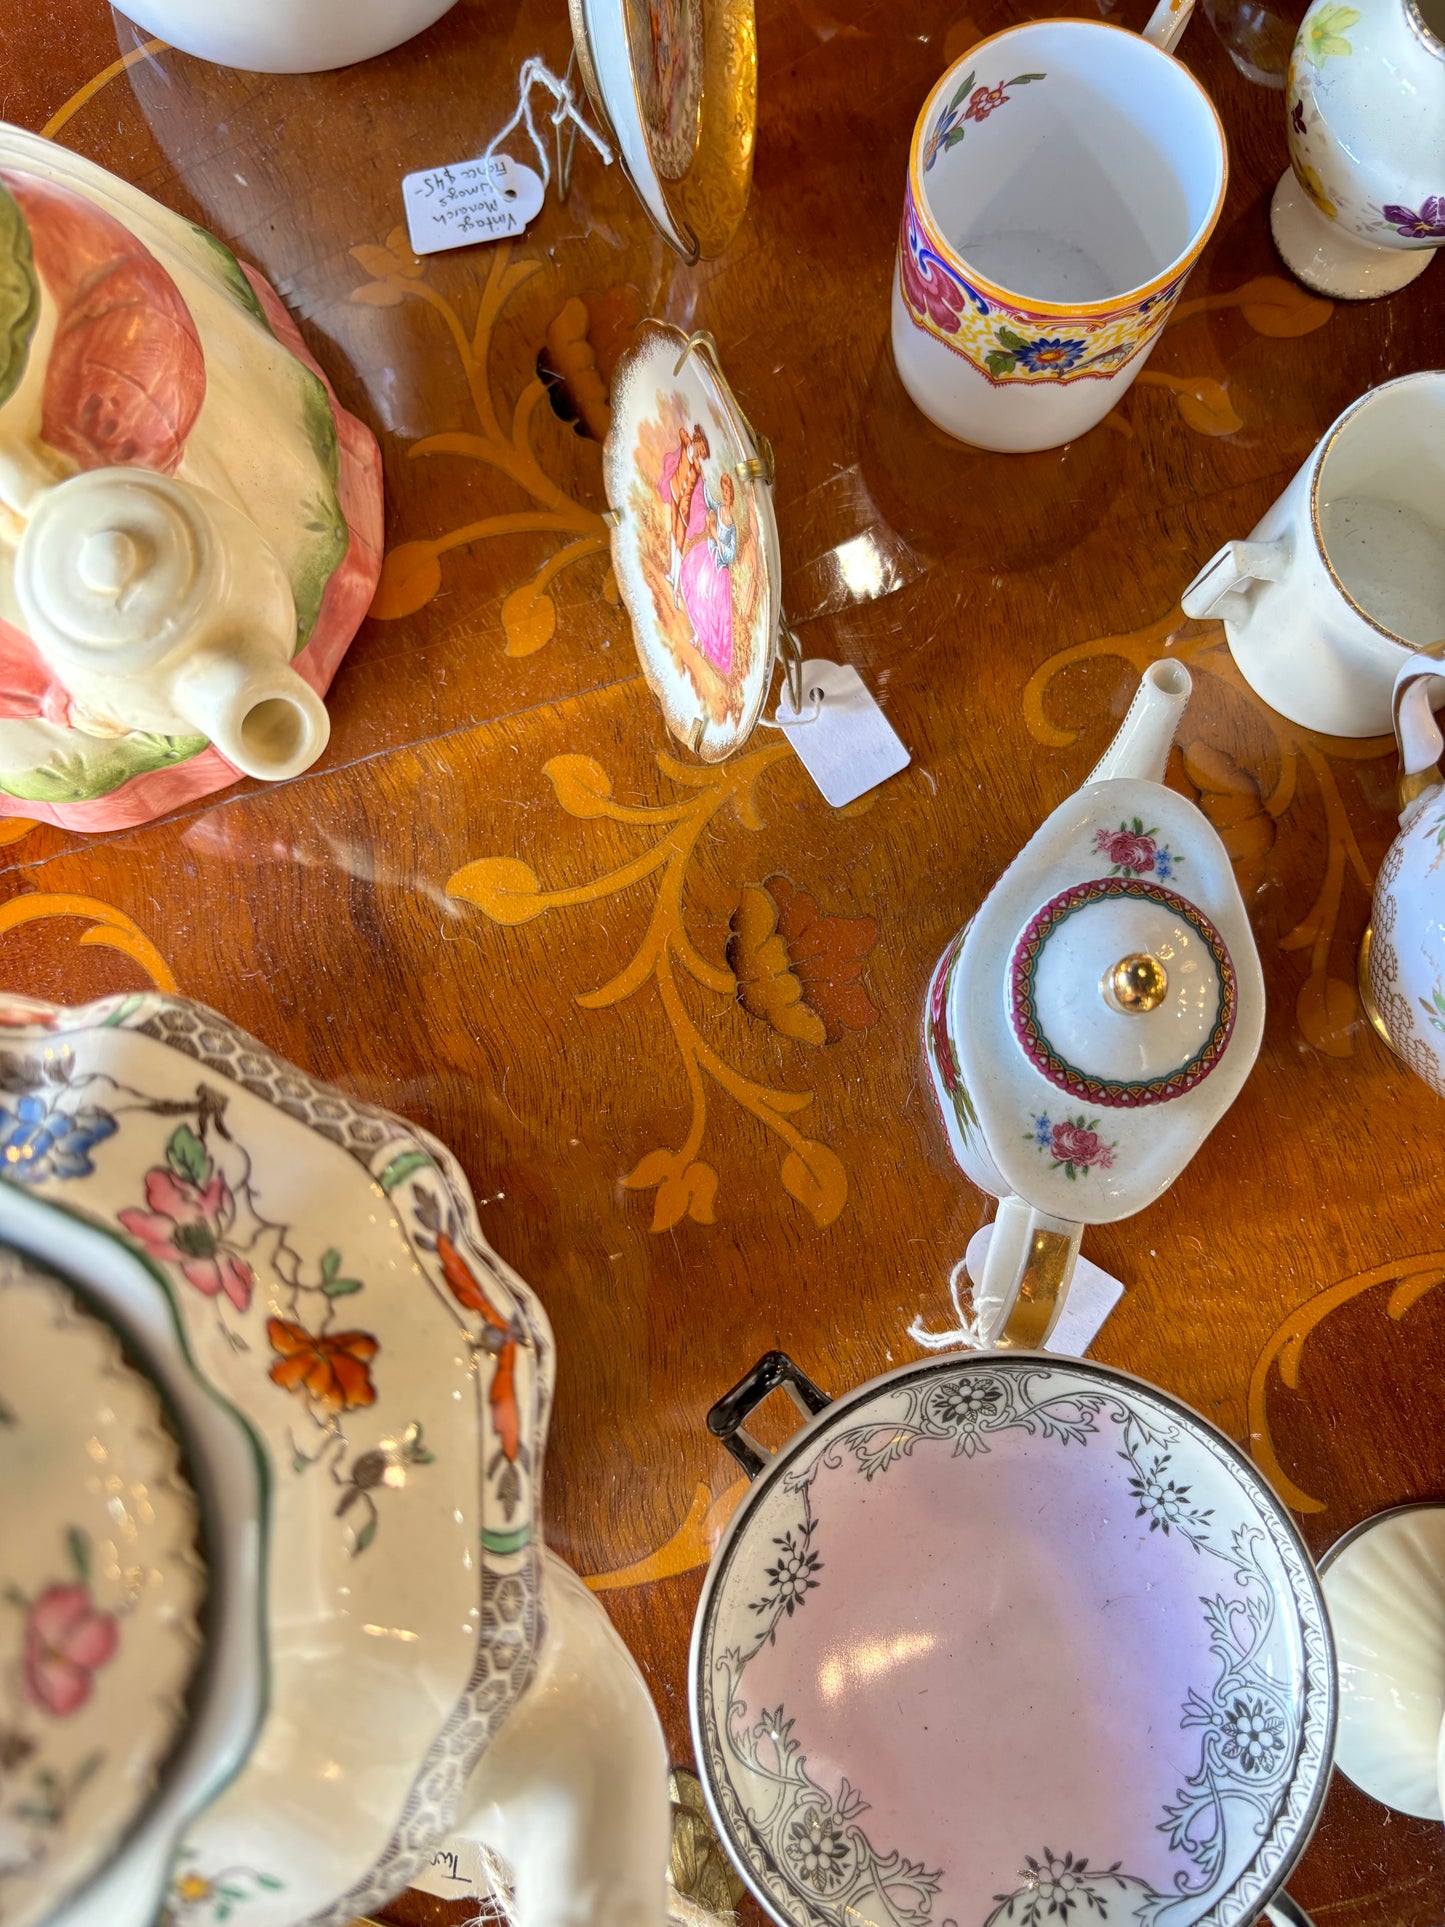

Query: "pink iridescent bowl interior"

xmin=697 ymin=1361 xmax=1323 ymax=1927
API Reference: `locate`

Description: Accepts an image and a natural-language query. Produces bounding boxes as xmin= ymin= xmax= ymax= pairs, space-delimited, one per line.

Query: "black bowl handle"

xmin=707 ymin=1350 xmax=831 ymax=1479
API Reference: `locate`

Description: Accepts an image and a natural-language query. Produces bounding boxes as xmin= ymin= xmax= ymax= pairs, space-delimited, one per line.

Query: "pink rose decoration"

xmin=25 ymin=1583 xmax=119 ymax=1715
xmin=1095 ymin=826 xmax=1157 ymax=873
xmin=119 ymin=1167 xmax=255 ymax=1311
xmin=1051 ymin=1120 xmax=1113 ymax=1170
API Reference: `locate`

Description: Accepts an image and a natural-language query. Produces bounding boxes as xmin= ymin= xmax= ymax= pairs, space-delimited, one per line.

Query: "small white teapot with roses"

xmin=1361 ymin=650 xmax=1445 ymax=1097
xmin=922 ymin=661 xmax=1266 ymax=1347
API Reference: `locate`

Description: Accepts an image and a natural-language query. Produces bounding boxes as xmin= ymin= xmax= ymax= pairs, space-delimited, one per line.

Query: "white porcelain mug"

xmin=1181 ymin=371 xmax=1445 ymax=737
xmin=891 ymin=13 xmax=1227 ymax=453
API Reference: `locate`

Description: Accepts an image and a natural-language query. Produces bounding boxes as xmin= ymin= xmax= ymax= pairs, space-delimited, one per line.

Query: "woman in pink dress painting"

xmin=659 ymin=426 xmax=737 ymax=678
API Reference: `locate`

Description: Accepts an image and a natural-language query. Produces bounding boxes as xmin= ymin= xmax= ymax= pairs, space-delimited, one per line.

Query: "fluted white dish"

xmin=1320 ymin=1501 xmax=1445 ymax=1819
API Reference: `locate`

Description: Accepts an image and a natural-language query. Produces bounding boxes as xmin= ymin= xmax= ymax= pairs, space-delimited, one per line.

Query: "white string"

xmin=758 ymin=689 xmax=824 ymax=731
xmin=907 ymin=1255 xmax=994 ymax=1352
xmin=483 ymin=54 xmax=614 ymax=191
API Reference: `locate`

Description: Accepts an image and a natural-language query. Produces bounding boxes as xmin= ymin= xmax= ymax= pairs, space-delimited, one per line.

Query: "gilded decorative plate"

xmin=605 ymin=321 xmax=781 ymax=761
xmin=568 ymin=0 xmax=756 ymax=258
xmin=692 ymin=1354 xmax=1334 ymax=1927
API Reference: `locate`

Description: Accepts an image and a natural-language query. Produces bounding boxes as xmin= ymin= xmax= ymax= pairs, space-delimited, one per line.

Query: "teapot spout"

xmin=1088 ymin=659 xmax=1192 ymax=786
xmin=170 ymin=646 xmax=330 ymax=782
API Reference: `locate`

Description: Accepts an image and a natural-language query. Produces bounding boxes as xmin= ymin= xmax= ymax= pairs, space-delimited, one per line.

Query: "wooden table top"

xmin=4 ymin=1 xmax=1444 ymax=1921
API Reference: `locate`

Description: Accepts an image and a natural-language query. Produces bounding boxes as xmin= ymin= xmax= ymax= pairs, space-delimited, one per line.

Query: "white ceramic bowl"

xmin=1320 ymin=1502 xmax=1445 ymax=1819
xmin=111 ymin=0 xmax=458 ymax=73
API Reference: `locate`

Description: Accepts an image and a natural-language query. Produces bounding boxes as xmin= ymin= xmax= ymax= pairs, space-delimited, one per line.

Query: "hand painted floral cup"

xmin=1273 ymin=0 xmax=1445 ymax=301
xmin=892 ymin=21 xmax=1227 ymax=453
xmin=1181 ymin=372 xmax=1445 ymax=736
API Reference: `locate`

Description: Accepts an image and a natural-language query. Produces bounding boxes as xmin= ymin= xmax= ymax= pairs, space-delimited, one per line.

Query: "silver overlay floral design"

xmin=694 ymin=1359 xmax=1332 ymax=1927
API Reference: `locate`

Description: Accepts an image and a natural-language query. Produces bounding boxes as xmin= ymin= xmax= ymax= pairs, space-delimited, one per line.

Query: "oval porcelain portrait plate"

xmin=605 ymin=322 xmax=780 ymax=761
xmin=691 ymin=1355 xmax=1333 ymax=1927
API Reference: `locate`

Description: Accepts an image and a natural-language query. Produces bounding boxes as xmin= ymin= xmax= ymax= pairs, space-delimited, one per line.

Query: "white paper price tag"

xmin=410 ymin=1836 xmax=489 ymax=1899
xmin=402 ymin=155 xmax=545 ymax=254
xmin=965 ymin=1226 xmax=1125 ymax=1355
xmin=774 ymin=659 xmax=909 ymax=808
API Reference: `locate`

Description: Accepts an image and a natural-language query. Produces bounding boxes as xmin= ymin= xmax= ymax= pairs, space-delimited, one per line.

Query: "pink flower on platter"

xmin=25 ymin=1584 xmax=119 ymax=1715
xmin=119 ymin=1167 xmax=255 ymax=1311
xmin=1051 ymin=1119 xmax=1114 ymax=1171
xmin=1095 ymin=825 xmax=1157 ymax=872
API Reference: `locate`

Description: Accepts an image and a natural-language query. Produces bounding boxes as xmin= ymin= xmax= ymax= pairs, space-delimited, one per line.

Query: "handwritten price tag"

xmin=401 ymin=154 xmax=545 ymax=255
xmin=410 ymin=1838 xmax=488 ymax=1899
xmin=774 ymin=659 xmax=910 ymax=808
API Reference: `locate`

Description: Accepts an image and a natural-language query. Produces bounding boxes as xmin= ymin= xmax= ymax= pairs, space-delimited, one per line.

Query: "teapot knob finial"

xmin=1104 ymin=952 xmax=1169 ymax=1014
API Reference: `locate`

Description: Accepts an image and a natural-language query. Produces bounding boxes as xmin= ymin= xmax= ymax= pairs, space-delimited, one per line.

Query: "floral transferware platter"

xmin=0 ymin=1251 xmax=206 ymax=1927
xmin=691 ymin=1351 xmax=1335 ymax=1927
xmin=0 ymin=990 xmax=553 ymax=1927
xmin=567 ymin=0 xmax=756 ymax=258
xmin=604 ymin=322 xmax=782 ymax=763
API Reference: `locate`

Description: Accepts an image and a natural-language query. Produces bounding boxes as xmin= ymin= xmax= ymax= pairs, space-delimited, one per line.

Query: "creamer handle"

xmin=1141 ymin=0 xmax=1197 ymax=54
xmin=1181 ymin=537 xmax=1291 ymax=626
xmin=1392 ymin=648 xmax=1445 ymax=819
xmin=974 ymin=1195 xmax=1081 ymax=1349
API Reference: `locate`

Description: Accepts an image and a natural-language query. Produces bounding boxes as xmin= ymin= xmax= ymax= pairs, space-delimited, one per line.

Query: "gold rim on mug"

xmin=907 ymin=19 xmax=1229 ymax=321
xmin=1307 ymin=372 xmax=1445 ymax=652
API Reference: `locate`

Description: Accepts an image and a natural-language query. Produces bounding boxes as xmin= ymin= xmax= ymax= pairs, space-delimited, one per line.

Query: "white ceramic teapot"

xmin=1360 ymin=650 xmax=1445 ymax=1097
xmin=0 ymin=126 xmax=382 ymax=829
xmin=922 ymin=661 xmax=1266 ymax=1347
xmin=0 ymin=991 xmax=669 ymax=1927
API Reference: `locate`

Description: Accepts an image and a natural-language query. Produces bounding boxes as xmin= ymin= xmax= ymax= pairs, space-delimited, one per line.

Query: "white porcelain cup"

xmin=891 ymin=18 xmax=1227 ymax=453
xmin=1181 ymin=371 xmax=1445 ymax=737
xmin=111 ymin=0 xmax=458 ymax=72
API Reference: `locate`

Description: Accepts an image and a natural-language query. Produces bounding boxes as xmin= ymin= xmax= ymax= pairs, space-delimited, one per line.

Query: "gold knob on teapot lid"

xmin=1104 ymin=952 xmax=1169 ymax=1014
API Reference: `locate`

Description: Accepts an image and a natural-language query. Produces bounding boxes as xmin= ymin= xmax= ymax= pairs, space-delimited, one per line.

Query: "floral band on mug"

xmin=897 ymin=187 xmax=1191 ymax=387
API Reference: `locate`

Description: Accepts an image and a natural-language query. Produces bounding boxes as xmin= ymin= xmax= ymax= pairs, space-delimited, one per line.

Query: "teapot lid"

xmin=1010 ymin=874 xmax=1237 ymax=1106
xmin=951 ymin=775 xmax=1264 ymax=1226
